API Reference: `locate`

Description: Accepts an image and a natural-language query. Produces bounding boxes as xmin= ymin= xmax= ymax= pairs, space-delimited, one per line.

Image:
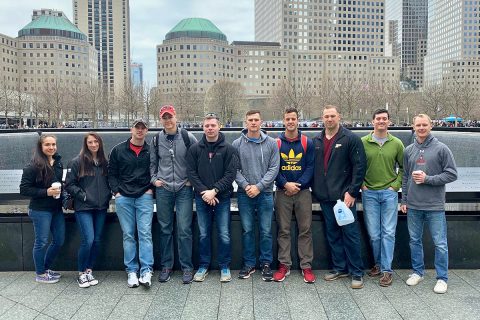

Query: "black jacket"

xmin=186 ymin=132 xmax=238 ymax=199
xmin=108 ymin=138 xmax=152 ymax=198
xmin=65 ymin=156 xmax=112 ymax=211
xmin=19 ymin=153 xmax=63 ymax=211
xmin=312 ymin=126 xmax=366 ymax=202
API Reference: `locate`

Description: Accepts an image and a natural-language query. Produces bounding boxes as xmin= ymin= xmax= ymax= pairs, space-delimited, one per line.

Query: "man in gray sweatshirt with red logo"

xmin=401 ymin=114 xmax=457 ymax=294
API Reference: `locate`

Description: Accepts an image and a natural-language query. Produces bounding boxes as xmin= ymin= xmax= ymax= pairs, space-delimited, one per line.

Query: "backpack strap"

xmin=180 ymin=128 xmax=191 ymax=150
xmin=300 ymin=134 xmax=308 ymax=153
xmin=276 ymin=137 xmax=281 ymax=149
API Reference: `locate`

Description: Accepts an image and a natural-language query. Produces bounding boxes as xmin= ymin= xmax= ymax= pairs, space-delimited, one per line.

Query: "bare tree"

xmin=171 ymin=77 xmax=204 ymax=122
xmin=421 ymin=83 xmax=448 ymax=121
xmin=204 ymin=80 xmax=247 ymax=123
xmin=332 ymin=77 xmax=364 ymax=122
xmin=387 ymin=81 xmax=410 ymax=126
xmin=269 ymin=79 xmax=314 ymax=119
xmin=85 ymin=80 xmax=103 ymax=128
xmin=42 ymin=78 xmax=66 ymax=126
xmin=13 ymin=81 xmax=28 ymax=127
xmin=66 ymin=80 xmax=86 ymax=127
xmin=0 ymin=77 xmax=13 ymax=127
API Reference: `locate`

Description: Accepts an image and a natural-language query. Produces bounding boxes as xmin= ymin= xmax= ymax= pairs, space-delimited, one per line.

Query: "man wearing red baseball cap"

xmin=150 ymin=105 xmax=197 ymax=284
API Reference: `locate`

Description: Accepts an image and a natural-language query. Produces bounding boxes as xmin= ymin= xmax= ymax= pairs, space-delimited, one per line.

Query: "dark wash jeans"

xmin=195 ymin=195 xmax=231 ymax=269
xmin=75 ymin=209 xmax=107 ymax=272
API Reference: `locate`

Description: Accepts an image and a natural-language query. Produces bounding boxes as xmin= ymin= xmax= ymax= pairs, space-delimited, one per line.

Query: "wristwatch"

xmin=213 ymin=187 xmax=220 ymax=194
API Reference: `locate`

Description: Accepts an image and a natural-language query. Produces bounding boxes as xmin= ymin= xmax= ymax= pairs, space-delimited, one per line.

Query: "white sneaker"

xmin=433 ymin=280 xmax=448 ymax=294
xmin=406 ymin=273 xmax=424 ymax=286
xmin=86 ymin=271 xmax=99 ymax=286
xmin=139 ymin=271 xmax=152 ymax=288
xmin=127 ymin=272 xmax=139 ymax=288
xmin=77 ymin=273 xmax=90 ymax=288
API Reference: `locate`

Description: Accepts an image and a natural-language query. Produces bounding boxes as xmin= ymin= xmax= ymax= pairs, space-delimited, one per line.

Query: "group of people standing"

xmin=19 ymin=104 xmax=457 ymax=294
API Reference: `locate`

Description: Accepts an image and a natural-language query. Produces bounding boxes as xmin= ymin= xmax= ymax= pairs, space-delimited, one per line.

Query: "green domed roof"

xmin=166 ymin=18 xmax=227 ymax=41
xmin=18 ymin=15 xmax=86 ymax=41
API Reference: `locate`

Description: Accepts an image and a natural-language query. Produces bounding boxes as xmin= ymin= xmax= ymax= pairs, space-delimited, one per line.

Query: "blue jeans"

xmin=362 ymin=189 xmax=398 ymax=273
xmin=75 ymin=209 xmax=107 ymax=272
xmin=28 ymin=209 xmax=65 ymax=275
xmin=195 ymin=195 xmax=231 ymax=269
xmin=115 ymin=193 xmax=154 ymax=275
xmin=407 ymin=209 xmax=448 ymax=282
xmin=237 ymin=191 xmax=274 ymax=267
xmin=156 ymin=186 xmax=194 ymax=271
xmin=320 ymin=201 xmax=364 ymax=277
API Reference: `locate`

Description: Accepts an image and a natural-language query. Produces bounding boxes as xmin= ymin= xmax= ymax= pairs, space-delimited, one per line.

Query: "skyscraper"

xmin=130 ymin=62 xmax=143 ymax=86
xmin=424 ymin=0 xmax=480 ymax=86
xmin=73 ymin=0 xmax=130 ymax=96
xmin=385 ymin=0 xmax=428 ymax=87
xmin=255 ymin=0 xmax=386 ymax=55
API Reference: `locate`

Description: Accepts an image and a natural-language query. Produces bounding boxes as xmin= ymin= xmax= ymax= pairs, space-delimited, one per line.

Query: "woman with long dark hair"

xmin=66 ymin=132 xmax=111 ymax=288
xmin=20 ymin=134 xmax=65 ymax=283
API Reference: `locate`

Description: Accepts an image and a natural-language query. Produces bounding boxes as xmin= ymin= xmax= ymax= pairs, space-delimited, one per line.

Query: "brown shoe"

xmin=367 ymin=265 xmax=381 ymax=277
xmin=379 ymin=272 xmax=393 ymax=287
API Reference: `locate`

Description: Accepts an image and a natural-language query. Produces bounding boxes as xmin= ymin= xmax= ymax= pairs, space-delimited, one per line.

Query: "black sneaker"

xmin=158 ymin=268 xmax=172 ymax=283
xmin=238 ymin=265 xmax=255 ymax=279
xmin=261 ymin=264 xmax=273 ymax=282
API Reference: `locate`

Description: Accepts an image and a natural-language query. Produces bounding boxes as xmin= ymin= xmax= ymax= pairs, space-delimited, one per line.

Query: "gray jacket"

xmin=232 ymin=129 xmax=280 ymax=193
xmin=401 ymin=134 xmax=457 ymax=211
xmin=149 ymin=129 xmax=197 ymax=192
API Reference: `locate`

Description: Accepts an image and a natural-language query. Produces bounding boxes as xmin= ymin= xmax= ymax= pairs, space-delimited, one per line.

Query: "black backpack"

xmin=152 ymin=128 xmax=192 ymax=158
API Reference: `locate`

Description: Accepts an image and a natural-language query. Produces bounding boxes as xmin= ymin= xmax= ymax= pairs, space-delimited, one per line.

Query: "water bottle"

xmin=333 ymin=199 xmax=355 ymax=226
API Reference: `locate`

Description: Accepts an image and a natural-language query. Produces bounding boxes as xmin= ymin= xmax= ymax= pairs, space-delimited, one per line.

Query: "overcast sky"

xmin=0 ymin=0 xmax=255 ymax=85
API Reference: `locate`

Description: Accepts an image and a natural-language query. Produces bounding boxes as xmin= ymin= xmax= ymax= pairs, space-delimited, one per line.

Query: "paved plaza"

xmin=0 ymin=269 xmax=479 ymax=320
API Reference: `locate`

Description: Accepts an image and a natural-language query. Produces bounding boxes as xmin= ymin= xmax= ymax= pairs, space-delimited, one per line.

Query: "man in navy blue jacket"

xmin=273 ymin=107 xmax=315 ymax=283
xmin=312 ymin=105 xmax=367 ymax=289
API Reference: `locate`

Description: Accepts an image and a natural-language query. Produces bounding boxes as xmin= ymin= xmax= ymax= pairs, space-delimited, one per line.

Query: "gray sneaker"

xmin=182 ymin=270 xmax=194 ymax=284
xmin=351 ymin=275 xmax=364 ymax=289
xmin=324 ymin=271 xmax=349 ymax=281
xmin=220 ymin=268 xmax=232 ymax=283
xmin=158 ymin=268 xmax=172 ymax=283
xmin=194 ymin=267 xmax=209 ymax=282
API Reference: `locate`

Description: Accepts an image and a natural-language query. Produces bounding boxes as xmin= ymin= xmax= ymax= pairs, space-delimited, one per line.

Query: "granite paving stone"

xmin=282 ymin=271 xmax=327 ymax=320
xmin=218 ymin=276 xmax=254 ymax=320
xmin=315 ymin=273 xmax=365 ymax=320
xmin=0 ymin=295 xmax=16 ymax=317
xmin=42 ymin=294 xmax=89 ymax=320
xmin=144 ymin=283 xmax=190 ymax=320
xmin=0 ymin=270 xmax=479 ymax=319
xmin=107 ymin=294 xmax=154 ymax=320
xmin=0 ymin=303 xmax=39 ymax=320
xmin=70 ymin=293 xmax=122 ymax=320
xmin=252 ymin=272 xmax=291 ymax=320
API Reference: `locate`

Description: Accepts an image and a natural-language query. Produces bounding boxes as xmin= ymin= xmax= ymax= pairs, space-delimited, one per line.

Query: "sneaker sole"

xmin=324 ymin=273 xmax=349 ymax=281
xmin=183 ymin=279 xmax=193 ymax=284
xmin=220 ymin=277 xmax=232 ymax=283
xmin=303 ymin=278 xmax=316 ymax=284
xmin=128 ymin=283 xmax=139 ymax=288
xmin=77 ymin=281 xmax=90 ymax=288
xmin=262 ymin=276 xmax=273 ymax=282
xmin=139 ymin=280 xmax=152 ymax=288
xmin=89 ymin=280 xmax=99 ymax=286
xmin=238 ymin=269 xmax=255 ymax=279
xmin=406 ymin=278 xmax=423 ymax=286
xmin=158 ymin=276 xmax=171 ymax=283
xmin=351 ymin=283 xmax=364 ymax=289
xmin=194 ymin=272 xmax=208 ymax=282
xmin=36 ymin=279 xmax=59 ymax=284
xmin=274 ymin=270 xmax=290 ymax=282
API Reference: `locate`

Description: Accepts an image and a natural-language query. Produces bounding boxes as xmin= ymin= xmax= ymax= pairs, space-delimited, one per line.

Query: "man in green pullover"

xmin=361 ymin=108 xmax=404 ymax=287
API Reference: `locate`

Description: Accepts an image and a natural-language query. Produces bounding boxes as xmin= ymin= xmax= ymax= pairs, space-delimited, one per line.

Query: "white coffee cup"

xmin=51 ymin=182 xmax=62 ymax=199
xmin=412 ymin=170 xmax=423 ymax=184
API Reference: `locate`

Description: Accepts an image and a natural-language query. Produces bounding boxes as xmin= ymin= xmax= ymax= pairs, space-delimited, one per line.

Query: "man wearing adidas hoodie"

xmin=401 ymin=114 xmax=457 ymax=294
xmin=232 ymin=110 xmax=280 ymax=281
xmin=273 ymin=107 xmax=315 ymax=284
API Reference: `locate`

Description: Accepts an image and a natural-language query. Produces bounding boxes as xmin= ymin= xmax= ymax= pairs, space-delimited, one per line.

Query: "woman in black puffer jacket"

xmin=65 ymin=132 xmax=111 ymax=288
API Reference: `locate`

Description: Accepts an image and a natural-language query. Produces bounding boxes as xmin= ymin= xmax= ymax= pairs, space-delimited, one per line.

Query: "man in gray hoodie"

xmin=232 ymin=110 xmax=280 ymax=281
xmin=150 ymin=105 xmax=198 ymax=284
xmin=400 ymin=113 xmax=457 ymax=294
